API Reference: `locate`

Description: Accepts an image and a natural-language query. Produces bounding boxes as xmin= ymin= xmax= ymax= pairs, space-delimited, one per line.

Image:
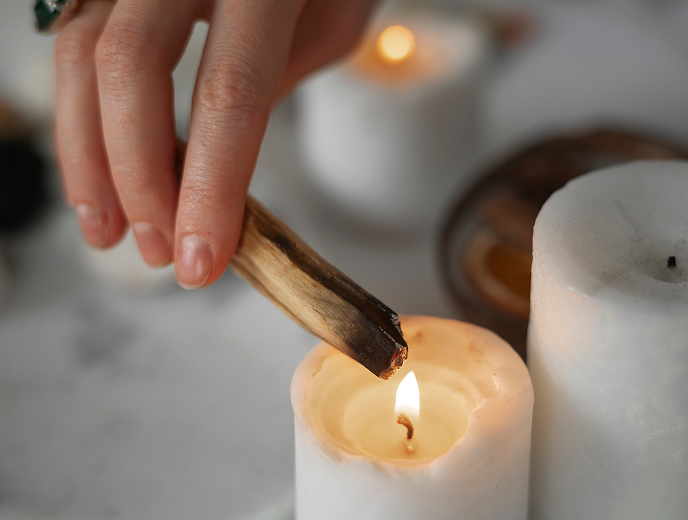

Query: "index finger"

xmin=174 ymin=0 xmax=304 ymax=289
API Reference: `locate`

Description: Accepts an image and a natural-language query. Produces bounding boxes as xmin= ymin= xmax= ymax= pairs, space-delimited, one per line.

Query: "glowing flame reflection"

xmin=377 ymin=25 xmax=415 ymax=63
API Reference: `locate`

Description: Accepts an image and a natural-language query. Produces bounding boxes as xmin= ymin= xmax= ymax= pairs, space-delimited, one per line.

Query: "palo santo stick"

xmin=174 ymin=142 xmax=407 ymax=379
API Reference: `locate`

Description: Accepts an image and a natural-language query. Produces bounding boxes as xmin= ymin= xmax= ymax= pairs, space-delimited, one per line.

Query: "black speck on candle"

xmin=667 ymin=256 xmax=677 ymax=268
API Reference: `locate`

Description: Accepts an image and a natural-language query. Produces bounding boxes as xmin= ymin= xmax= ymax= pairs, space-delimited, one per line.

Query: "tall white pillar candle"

xmin=298 ymin=17 xmax=489 ymax=230
xmin=291 ymin=315 xmax=533 ymax=519
xmin=528 ymin=161 xmax=688 ymax=519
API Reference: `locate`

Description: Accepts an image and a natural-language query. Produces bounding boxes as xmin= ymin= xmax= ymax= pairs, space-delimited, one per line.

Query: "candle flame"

xmin=395 ymin=371 xmax=420 ymax=416
xmin=377 ymin=25 xmax=415 ymax=63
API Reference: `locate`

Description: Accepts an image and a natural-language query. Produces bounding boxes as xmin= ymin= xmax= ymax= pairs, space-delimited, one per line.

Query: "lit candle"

xmin=298 ymin=16 xmax=490 ymax=230
xmin=291 ymin=315 xmax=533 ymax=519
xmin=528 ymin=161 xmax=688 ymax=519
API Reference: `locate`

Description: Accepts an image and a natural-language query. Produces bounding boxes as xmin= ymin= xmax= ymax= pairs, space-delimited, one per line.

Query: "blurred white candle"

xmin=528 ymin=161 xmax=688 ymax=519
xmin=291 ymin=315 xmax=533 ymax=519
xmin=81 ymin=229 xmax=176 ymax=292
xmin=298 ymin=16 xmax=489 ymax=230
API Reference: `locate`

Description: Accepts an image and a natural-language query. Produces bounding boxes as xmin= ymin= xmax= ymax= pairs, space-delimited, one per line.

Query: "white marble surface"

xmin=2 ymin=2 xmax=688 ymax=519
xmin=0 ymin=211 xmax=309 ymax=520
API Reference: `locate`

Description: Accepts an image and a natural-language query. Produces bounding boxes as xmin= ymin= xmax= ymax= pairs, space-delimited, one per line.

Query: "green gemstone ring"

xmin=34 ymin=0 xmax=82 ymax=34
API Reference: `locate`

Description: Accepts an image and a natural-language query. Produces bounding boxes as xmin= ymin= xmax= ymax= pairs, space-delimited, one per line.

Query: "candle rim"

xmin=534 ymin=160 xmax=688 ymax=313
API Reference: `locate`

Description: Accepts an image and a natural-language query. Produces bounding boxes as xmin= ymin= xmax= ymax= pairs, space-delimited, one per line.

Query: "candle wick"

xmin=667 ymin=256 xmax=677 ymax=268
xmin=397 ymin=413 xmax=414 ymax=440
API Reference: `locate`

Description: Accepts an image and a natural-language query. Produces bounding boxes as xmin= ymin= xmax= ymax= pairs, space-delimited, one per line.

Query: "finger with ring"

xmin=34 ymin=0 xmax=115 ymax=34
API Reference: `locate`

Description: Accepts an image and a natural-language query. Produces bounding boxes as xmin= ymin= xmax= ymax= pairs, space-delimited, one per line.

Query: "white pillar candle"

xmin=528 ymin=161 xmax=688 ymax=519
xmin=298 ymin=16 xmax=489 ymax=230
xmin=291 ymin=315 xmax=533 ymax=519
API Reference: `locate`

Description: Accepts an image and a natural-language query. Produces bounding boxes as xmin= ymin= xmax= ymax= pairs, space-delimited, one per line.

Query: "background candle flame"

xmin=395 ymin=371 xmax=420 ymax=416
xmin=377 ymin=25 xmax=415 ymax=63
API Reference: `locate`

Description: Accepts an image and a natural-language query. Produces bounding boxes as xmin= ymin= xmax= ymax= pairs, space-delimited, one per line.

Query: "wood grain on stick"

xmin=175 ymin=142 xmax=407 ymax=379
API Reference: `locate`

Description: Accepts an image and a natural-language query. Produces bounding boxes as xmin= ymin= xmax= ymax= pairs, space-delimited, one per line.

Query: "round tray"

xmin=439 ymin=127 xmax=688 ymax=360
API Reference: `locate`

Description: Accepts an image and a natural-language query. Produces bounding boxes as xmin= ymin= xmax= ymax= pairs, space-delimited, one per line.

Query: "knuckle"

xmin=182 ymin=187 xmax=225 ymax=220
xmin=183 ymin=172 xmax=227 ymax=209
xmin=95 ymin=21 xmax=155 ymax=77
xmin=190 ymin=187 xmax=223 ymax=210
xmin=196 ymin=59 xmax=265 ymax=116
xmin=109 ymin=162 xmax=138 ymax=185
xmin=55 ymin=28 xmax=94 ymax=66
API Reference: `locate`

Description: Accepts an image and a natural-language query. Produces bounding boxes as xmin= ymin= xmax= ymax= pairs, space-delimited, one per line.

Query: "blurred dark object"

xmin=0 ymin=103 xmax=26 ymax=139
xmin=0 ymin=102 xmax=49 ymax=233
xmin=477 ymin=8 xmax=536 ymax=49
xmin=439 ymin=128 xmax=688 ymax=361
xmin=441 ymin=4 xmax=537 ymax=50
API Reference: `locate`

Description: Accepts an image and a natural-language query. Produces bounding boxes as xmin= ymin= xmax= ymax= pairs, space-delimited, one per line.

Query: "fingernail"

xmin=76 ymin=204 xmax=109 ymax=248
xmin=176 ymin=234 xmax=213 ymax=289
xmin=131 ymin=222 xmax=172 ymax=267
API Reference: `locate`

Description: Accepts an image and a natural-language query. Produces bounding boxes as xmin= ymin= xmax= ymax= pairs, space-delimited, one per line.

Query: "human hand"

xmin=55 ymin=0 xmax=377 ymax=288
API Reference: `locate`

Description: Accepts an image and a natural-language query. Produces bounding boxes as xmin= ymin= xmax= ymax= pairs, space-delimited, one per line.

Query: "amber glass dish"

xmin=439 ymin=128 xmax=688 ymax=360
